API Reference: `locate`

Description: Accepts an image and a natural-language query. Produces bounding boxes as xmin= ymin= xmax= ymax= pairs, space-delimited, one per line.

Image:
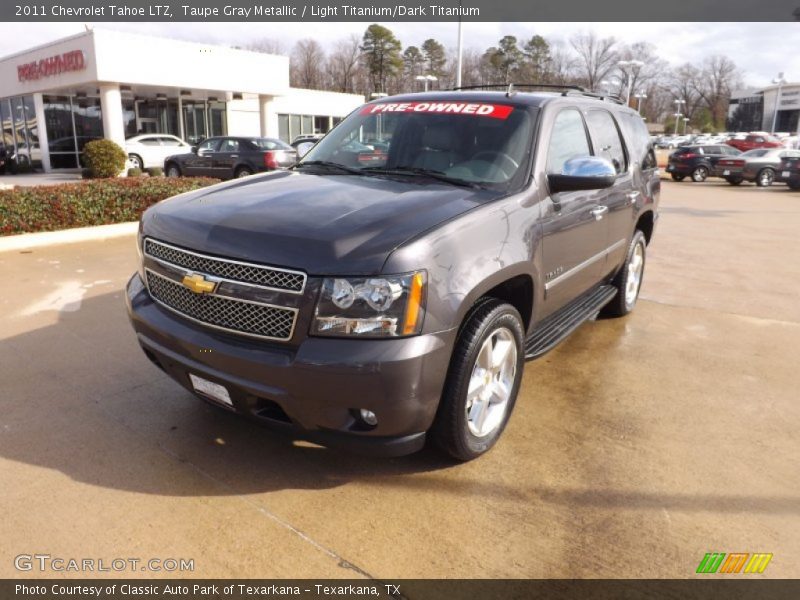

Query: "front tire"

xmin=691 ymin=166 xmax=708 ymax=182
xmin=603 ymin=230 xmax=647 ymax=317
xmin=128 ymin=154 xmax=144 ymax=170
xmin=166 ymin=163 xmax=181 ymax=178
xmin=430 ymin=299 xmax=525 ymax=461
xmin=756 ymin=168 xmax=775 ymax=187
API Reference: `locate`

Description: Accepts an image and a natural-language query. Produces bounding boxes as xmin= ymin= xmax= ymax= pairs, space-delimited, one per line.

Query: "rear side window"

xmin=546 ymin=109 xmax=591 ymax=174
xmin=219 ymin=139 xmax=241 ymax=152
xmin=618 ymin=112 xmax=656 ymax=170
xmin=585 ymin=109 xmax=628 ymax=174
xmin=138 ymin=137 xmax=160 ymax=146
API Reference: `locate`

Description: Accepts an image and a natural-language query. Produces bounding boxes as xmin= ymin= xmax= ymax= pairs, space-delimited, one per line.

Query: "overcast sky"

xmin=1 ymin=22 xmax=798 ymax=88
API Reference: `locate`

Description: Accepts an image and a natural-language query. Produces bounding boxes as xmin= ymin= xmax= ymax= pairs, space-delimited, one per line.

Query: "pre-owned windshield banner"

xmin=6 ymin=0 xmax=800 ymax=21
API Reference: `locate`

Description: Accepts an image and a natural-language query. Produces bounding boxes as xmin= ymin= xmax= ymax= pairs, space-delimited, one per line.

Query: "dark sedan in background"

xmin=665 ymin=144 xmax=741 ymax=182
xmin=165 ymin=137 xmax=297 ymax=179
xmin=716 ymin=148 xmax=800 ymax=186
xmin=776 ymin=155 xmax=800 ymax=190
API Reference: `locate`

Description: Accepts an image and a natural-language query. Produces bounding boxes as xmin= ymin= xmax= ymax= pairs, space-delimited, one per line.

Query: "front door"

xmin=213 ymin=138 xmax=242 ymax=178
xmin=184 ymin=138 xmax=219 ymax=177
xmin=540 ymin=108 xmax=609 ymax=315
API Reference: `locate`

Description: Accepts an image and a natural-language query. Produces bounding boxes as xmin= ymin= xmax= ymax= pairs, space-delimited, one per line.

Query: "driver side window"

xmin=547 ymin=109 xmax=591 ymax=174
xmin=198 ymin=139 xmax=218 ymax=153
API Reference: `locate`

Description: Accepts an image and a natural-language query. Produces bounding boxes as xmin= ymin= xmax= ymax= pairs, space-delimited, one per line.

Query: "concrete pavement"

xmin=1 ymin=181 xmax=798 ymax=579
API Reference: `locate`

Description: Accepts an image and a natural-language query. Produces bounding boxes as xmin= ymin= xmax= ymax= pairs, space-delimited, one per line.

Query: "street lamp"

xmin=673 ymin=113 xmax=683 ymax=135
xmin=771 ymin=72 xmax=787 ymax=134
xmin=683 ymin=117 xmax=690 ymax=135
xmin=415 ymin=74 xmax=438 ymax=92
xmin=634 ymin=91 xmax=647 ymax=114
xmin=618 ymin=59 xmax=644 ymax=104
xmin=673 ymin=99 xmax=686 ymax=135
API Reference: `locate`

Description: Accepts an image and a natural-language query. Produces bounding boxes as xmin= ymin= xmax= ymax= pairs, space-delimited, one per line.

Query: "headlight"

xmin=312 ymin=271 xmax=427 ymax=338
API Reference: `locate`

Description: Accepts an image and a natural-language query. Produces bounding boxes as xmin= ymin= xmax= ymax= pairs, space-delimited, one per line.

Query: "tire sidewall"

xmin=437 ymin=302 xmax=525 ymax=460
xmin=757 ymin=168 xmax=774 ymax=187
xmin=692 ymin=166 xmax=708 ymax=182
xmin=621 ymin=231 xmax=647 ymax=313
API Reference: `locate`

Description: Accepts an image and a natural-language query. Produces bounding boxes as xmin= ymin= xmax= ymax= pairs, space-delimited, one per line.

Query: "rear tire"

xmin=603 ymin=230 xmax=647 ymax=318
xmin=430 ymin=299 xmax=525 ymax=461
xmin=235 ymin=167 xmax=253 ymax=178
xmin=128 ymin=154 xmax=144 ymax=170
xmin=166 ymin=163 xmax=181 ymax=178
xmin=691 ymin=166 xmax=708 ymax=182
xmin=756 ymin=168 xmax=775 ymax=187
xmin=670 ymin=173 xmax=685 ymax=182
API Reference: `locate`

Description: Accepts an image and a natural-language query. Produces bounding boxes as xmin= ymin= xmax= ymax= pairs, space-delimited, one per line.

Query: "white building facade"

xmin=0 ymin=29 xmax=365 ymax=171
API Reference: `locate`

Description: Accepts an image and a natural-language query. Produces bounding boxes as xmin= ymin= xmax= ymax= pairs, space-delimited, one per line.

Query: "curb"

xmin=0 ymin=221 xmax=138 ymax=253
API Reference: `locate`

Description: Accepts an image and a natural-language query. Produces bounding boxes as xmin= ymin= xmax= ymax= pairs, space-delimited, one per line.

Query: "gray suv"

xmin=126 ymin=87 xmax=660 ymax=461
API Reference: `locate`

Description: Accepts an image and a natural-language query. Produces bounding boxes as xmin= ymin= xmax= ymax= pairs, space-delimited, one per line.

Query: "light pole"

xmin=618 ymin=59 xmax=644 ymax=105
xmin=415 ymin=74 xmax=438 ymax=92
xmin=683 ymin=117 xmax=690 ymax=135
xmin=771 ymin=72 xmax=787 ymax=134
xmin=673 ymin=99 xmax=686 ymax=135
xmin=634 ymin=91 xmax=647 ymax=114
xmin=455 ymin=5 xmax=463 ymax=88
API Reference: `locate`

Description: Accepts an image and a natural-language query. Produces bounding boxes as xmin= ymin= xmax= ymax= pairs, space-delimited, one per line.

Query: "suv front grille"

xmin=144 ymin=239 xmax=306 ymax=293
xmin=146 ymin=270 xmax=297 ymax=341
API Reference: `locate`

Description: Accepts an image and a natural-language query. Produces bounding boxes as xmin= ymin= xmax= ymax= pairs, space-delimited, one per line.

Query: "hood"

xmin=141 ymin=170 xmax=499 ymax=274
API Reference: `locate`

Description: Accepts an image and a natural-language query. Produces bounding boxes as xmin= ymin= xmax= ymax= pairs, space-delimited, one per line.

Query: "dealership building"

xmin=0 ymin=29 xmax=365 ymax=171
xmin=728 ymin=82 xmax=800 ymax=134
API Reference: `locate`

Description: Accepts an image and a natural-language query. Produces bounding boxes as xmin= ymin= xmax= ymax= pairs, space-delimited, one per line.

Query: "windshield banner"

xmin=361 ymin=102 xmax=514 ymax=120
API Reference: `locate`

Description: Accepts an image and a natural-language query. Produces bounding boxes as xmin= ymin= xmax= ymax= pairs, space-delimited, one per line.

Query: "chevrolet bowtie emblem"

xmin=181 ymin=273 xmax=217 ymax=294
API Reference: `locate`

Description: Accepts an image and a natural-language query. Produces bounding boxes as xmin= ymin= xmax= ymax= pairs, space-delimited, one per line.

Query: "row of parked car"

xmin=665 ymin=144 xmax=800 ymax=188
xmin=654 ymin=132 xmax=799 ymax=152
xmin=123 ymin=133 xmax=325 ymax=179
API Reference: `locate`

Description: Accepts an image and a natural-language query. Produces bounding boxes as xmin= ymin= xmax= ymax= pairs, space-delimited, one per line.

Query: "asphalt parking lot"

xmin=1 ymin=180 xmax=799 ymax=579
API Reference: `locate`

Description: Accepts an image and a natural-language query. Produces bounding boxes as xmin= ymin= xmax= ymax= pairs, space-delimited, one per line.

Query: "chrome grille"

xmin=146 ymin=270 xmax=297 ymax=341
xmin=144 ymin=239 xmax=305 ymax=293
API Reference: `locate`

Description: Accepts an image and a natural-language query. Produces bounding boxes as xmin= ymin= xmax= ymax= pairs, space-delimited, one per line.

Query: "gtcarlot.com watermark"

xmin=14 ymin=553 xmax=194 ymax=573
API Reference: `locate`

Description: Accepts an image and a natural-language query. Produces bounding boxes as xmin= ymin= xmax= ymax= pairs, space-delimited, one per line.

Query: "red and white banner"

xmin=361 ymin=102 xmax=514 ymax=120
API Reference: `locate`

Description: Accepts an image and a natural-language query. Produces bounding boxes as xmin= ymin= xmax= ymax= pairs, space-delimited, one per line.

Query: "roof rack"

xmin=449 ymin=82 xmax=626 ymax=105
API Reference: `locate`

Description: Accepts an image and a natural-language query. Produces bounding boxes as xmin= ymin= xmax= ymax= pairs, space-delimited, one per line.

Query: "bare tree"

xmin=569 ymin=32 xmax=619 ymax=90
xmin=694 ymin=55 xmax=741 ymax=130
xmin=290 ymin=39 xmax=326 ymax=89
xmin=327 ymin=35 xmax=362 ymax=94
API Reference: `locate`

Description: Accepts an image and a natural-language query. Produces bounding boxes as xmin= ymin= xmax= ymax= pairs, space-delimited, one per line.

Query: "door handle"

xmin=626 ymin=191 xmax=641 ymax=204
xmin=230 ymin=154 xmax=239 ymax=158
xmin=590 ymin=205 xmax=609 ymax=220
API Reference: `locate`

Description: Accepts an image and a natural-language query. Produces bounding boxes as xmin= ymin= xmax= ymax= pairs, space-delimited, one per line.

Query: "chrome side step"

xmin=524 ymin=285 xmax=617 ymax=360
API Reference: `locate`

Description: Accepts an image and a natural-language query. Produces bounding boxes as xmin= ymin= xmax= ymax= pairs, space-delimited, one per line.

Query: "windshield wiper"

xmin=293 ymin=160 xmax=363 ymax=175
xmin=360 ymin=166 xmax=483 ymax=189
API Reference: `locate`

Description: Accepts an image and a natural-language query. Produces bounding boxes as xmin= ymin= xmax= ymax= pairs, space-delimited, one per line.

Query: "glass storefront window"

xmin=43 ymin=94 xmax=102 ymax=169
xmin=22 ymin=96 xmax=42 ymax=169
xmin=278 ymin=113 xmax=339 ymax=142
xmin=278 ymin=115 xmax=289 ymax=142
xmin=0 ymin=95 xmax=42 ymax=171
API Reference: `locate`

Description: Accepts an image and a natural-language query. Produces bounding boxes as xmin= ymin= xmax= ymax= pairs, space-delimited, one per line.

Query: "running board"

xmin=524 ymin=285 xmax=618 ymax=360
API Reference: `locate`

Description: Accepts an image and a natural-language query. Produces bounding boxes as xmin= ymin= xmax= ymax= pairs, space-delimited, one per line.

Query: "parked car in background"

xmin=666 ymin=144 xmax=741 ymax=182
xmin=164 ymin=136 xmax=297 ymax=180
xmin=716 ymin=148 xmax=800 ymax=186
xmin=726 ymin=133 xmax=783 ymax=152
xmin=776 ymin=154 xmax=800 ymax=190
xmin=656 ymin=135 xmax=678 ymax=149
xmin=290 ymin=134 xmax=324 ymax=158
xmin=781 ymin=135 xmax=799 ymax=149
xmin=126 ymin=134 xmax=192 ymax=170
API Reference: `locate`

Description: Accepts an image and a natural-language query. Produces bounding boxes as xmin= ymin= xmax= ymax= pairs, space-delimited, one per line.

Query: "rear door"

xmin=541 ymin=108 xmax=609 ymax=313
xmin=213 ymin=138 xmax=242 ymax=178
xmin=584 ymin=108 xmax=634 ymax=273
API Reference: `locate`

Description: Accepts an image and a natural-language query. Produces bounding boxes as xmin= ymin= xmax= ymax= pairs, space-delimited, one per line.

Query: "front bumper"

xmin=125 ymin=274 xmax=455 ymax=456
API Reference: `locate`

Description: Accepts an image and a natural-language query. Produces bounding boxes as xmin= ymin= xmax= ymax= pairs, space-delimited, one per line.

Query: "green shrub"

xmin=81 ymin=168 xmax=93 ymax=180
xmin=146 ymin=167 xmax=164 ymax=177
xmin=127 ymin=167 xmax=143 ymax=177
xmin=83 ymin=139 xmax=127 ymax=179
xmin=0 ymin=177 xmax=220 ymax=236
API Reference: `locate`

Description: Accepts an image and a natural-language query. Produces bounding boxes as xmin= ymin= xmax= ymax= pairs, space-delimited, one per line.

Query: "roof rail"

xmin=450 ymin=82 xmax=627 ymax=105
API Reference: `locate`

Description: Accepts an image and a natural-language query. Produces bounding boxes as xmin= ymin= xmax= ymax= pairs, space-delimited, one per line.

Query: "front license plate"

xmin=723 ymin=170 xmax=730 ymax=176
xmin=189 ymin=374 xmax=232 ymax=406
xmin=783 ymin=171 xmax=791 ymax=178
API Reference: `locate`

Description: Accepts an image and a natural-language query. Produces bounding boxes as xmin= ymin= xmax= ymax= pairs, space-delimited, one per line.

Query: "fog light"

xmin=359 ymin=409 xmax=378 ymax=426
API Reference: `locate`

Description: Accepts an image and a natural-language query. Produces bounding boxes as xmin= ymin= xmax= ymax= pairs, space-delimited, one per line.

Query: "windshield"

xmin=298 ymin=100 xmax=534 ymax=189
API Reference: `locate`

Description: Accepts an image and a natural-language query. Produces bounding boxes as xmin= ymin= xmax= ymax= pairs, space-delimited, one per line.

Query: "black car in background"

xmin=776 ymin=155 xmax=800 ymax=190
xmin=665 ymin=144 xmax=741 ymax=182
xmin=165 ymin=136 xmax=297 ymax=180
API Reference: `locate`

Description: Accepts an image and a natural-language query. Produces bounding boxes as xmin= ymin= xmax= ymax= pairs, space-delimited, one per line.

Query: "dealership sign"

xmin=17 ymin=50 xmax=86 ymax=82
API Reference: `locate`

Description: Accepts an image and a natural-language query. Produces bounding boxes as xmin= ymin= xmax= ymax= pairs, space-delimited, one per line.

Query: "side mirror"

xmin=548 ymin=156 xmax=617 ymax=194
xmin=295 ymin=141 xmax=314 ymax=158
xmin=190 ymin=146 xmax=198 ymax=154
